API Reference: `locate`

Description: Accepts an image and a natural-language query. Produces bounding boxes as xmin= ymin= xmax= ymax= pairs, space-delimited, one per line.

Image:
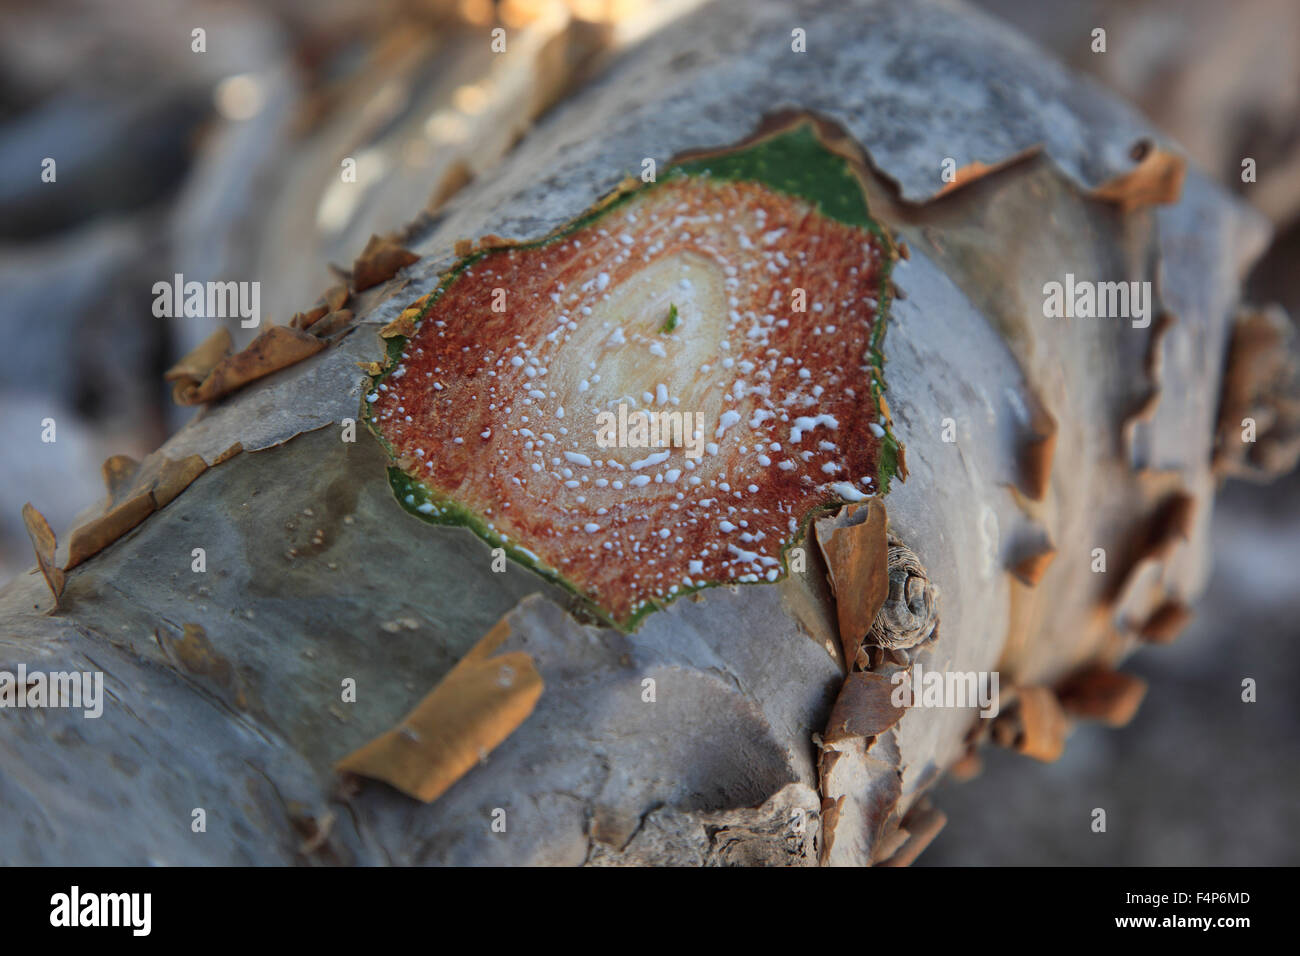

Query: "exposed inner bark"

xmin=369 ymin=126 xmax=898 ymax=627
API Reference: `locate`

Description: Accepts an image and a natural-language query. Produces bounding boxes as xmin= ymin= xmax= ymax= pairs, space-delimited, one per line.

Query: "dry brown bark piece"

xmin=1102 ymin=489 xmax=1200 ymax=603
xmin=165 ymin=327 xmax=234 ymax=404
xmin=21 ymin=503 xmax=64 ymax=607
xmin=1017 ymin=406 xmax=1058 ymax=502
xmin=1056 ymin=667 xmax=1148 ymax=728
xmin=307 ymin=309 xmax=355 ymax=340
xmin=150 ymin=455 xmax=209 ymax=508
xmin=291 ymin=285 xmax=351 ymax=331
xmin=1089 ymin=144 xmax=1187 ymax=212
xmin=933 ymin=147 xmax=1042 ymax=198
xmin=814 ymin=499 xmax=890 ymax=664
xmin=823 ymin=670 xmax=907 ymax=744
xmin=1010 ymin=546 xmax=1056 ymax=587
xmin=1139 ymin=600 xmax=1193 ymax=644
xmin=336 ymin=618 xmax=544 ymax=803
xmin=64 ymin=453 xmax=211 ymax=568
xmin=65 ymin=493 xmax=156 ymax=570
xmin=181 ymin=326 xmax=326 ymax=405
xmin=351 ymin=235 xmax=420 ymax=291
xmin=167 ymin=324 xmax=327 ymax=406
xmin=876 ymin=800 xmax=948 ymax=867
xmin=817 ymin=794 xmax=846 ymax=866
xmin=995 ymin=686 xmax=1068 ymax=762
xmin=211 ymin=442 xmax=244 ymax=466
xmin=165 ymin=327 xmax=233 ymax=384
xmin=289 ymin=304 xmax=330 ymax=331
xmin=322 ymin=284 xmax=349 ymax=313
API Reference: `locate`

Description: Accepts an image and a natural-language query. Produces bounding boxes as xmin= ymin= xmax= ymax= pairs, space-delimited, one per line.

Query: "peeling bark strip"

xmin=169 ymin=326 xmax=326 ymax=406
xmin=367 ymin=119 xmax=903 ymax=628
xmin=337 ymin=618 xmax=543 ymax=803
xmin=63 ymin=453 xmax=212 ymax=570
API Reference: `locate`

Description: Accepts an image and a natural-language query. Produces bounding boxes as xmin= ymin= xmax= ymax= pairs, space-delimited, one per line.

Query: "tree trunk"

xmin=2 ymin=0 xmax=1290 ymax=866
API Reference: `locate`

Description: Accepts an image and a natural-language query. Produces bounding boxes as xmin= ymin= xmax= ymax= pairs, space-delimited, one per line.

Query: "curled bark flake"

xmin=21 ymin=503 xmax=64 ymax=607
xmin=169 ymin=326 xmax=326 ymax=406
xmin=823 ymin=670 xmax=906 ymax=744
xmin=164 ymin=327 xmax=233 ymax=394
xmin=1010 ymin=545 xmax=1056 ymax=587
xmin=191 ymin=326 xmax=326 ymax=404
xmin=814 ymin=499 xmax=890 ymax=664
xmin=379 ymin=298 xmax=431 ymax=340
xmin=351 ymin=234 xmax=420 ymax=291
xmin=150 ymin=454 xmax=209 ymax=509
xmin=289 ymin=303 xmax=329 ymax=331
xmin=1017 ymin=405 xmax=1058 ymax=502
xmin=1089 ymin=144 xmax=1186 ymax=212
xmin=1056 ymin=667 xmax=1147 ymax=728
xmin=1139 ymin=600 xmax=1193 ymax=644
xmin=307 ymin=309 xmax=356 ymax=340
xmin=290 ymin=283 xmax=351 ymax=331
xmin=336 ymin=617 xmax=543 ymax=803
xmin=817 ymin=795 xmax=846 ymax=866
xmin=211 ymin=442 xmax=244 ymax=466
xmin=993 ymin=686 xmax=1067 ymax=762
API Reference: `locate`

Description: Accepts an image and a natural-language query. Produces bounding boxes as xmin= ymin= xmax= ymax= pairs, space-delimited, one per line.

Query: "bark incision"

xmin=367 ymin=120 xmax=903 ymax=628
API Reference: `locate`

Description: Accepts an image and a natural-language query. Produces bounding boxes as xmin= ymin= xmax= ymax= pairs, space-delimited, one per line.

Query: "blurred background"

xmin=1 ymin=0 xmax=1296 ymax=863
